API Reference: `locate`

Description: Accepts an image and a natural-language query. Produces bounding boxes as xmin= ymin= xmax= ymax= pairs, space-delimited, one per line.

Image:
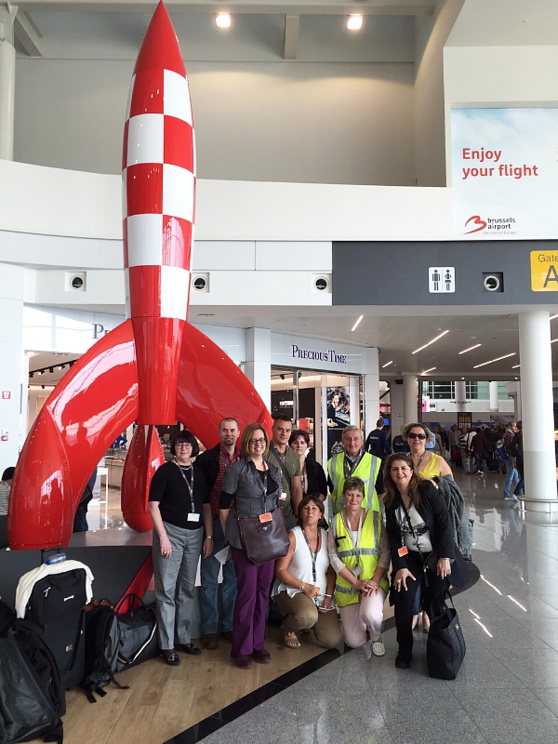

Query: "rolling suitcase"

xmin=15 ymin=557 xmax=94 ymax=689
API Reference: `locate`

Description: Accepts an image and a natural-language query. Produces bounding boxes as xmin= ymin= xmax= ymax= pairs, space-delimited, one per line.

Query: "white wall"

xmin=0 ymin=161 xmax=453 ymax=245
xmin=15 ymin=59 xmax=415 ymax=186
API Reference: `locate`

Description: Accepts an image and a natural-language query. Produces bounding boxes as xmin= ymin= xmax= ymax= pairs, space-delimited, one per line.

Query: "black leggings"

xmin=392 ymin=551 xmax=448 ymax=660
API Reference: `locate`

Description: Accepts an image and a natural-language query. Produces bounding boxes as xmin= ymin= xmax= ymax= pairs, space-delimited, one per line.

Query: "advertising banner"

xmin=451 ymin=108 xmax=558 ymax=239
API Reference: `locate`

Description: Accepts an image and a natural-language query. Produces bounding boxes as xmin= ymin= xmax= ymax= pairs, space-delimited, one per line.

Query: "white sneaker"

xmin=372 ymin=641 xmax=385 ymax=657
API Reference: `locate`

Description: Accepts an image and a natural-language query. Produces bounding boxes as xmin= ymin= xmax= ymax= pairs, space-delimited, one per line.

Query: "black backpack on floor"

xmin=81 ymin=600 xmax=129 ymax=703
xmin=23 ymin=566 xmax=88 ymax=689
xmin=0 ymin=599 xmax=65 ymax=744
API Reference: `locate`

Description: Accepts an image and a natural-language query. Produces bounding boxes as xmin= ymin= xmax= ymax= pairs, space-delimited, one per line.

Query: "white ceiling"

xmin=14 ymin=0 xmax=434 ymax=63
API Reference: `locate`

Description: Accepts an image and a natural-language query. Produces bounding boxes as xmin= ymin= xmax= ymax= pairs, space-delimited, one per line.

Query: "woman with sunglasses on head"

xmin=148 ymin=430 xmax=213 ymax=666
xmin=383 ymin=453 xmax=463 ymax=669
xmin=220 ymin=423 xmax=283 ymax=669
xmin=289 ymin=429 xmax=327 ymax=502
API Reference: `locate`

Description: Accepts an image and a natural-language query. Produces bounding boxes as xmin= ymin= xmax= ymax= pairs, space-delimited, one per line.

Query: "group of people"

xmin=148 ymin=416 xmax=466 ymax=671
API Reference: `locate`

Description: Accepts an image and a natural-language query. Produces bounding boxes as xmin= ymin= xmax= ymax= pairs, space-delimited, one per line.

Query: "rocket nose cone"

xmin=134 ymin=1 xmax=185 ymax=77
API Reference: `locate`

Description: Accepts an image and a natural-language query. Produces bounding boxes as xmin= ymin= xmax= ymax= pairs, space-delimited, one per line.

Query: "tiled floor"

xmin=192 ymin=468 xmax=558 ymax=744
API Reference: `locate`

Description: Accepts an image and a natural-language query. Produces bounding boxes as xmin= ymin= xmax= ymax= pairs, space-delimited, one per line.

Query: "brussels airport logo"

xmin=464 ymin=215 xmax=516 ymax=236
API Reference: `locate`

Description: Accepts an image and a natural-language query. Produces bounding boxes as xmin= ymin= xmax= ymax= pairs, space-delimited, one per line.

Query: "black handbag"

xmin=238 ymin=508 xmax=290 ymax=565
xmin=114 ymin=594 xmax=159 ymax=672
xmin=426 ymin=588 xmax=466 ymax=680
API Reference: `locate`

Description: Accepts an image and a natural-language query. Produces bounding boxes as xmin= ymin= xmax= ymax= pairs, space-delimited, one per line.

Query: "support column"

xmin=0 ymin=264 xmax=25 ymax=473
xmin=390 ymin=379 xmax=405 ymax=429
xmin=362 ymin=347 xmax=379 ymax=435
xmin=489 ymin=380 xmax=499 ymax=412
xmin=0 ymin=5 xmax=17 ymax=160
xmin=403 ymin=375 xmax=418 ymax=423
xmin=244 ymin=327 xmax=271 ymax=413
xmin=518 ymin=311 xmax=557 ymax=511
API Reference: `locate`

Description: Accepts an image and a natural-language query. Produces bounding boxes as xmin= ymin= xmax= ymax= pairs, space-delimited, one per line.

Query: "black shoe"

xmin=176 ymin=642 xmax=201 ymax=656
xmin=162 ymin=649 xmax=181 ymax=666
xmin=203 ymin=633 xmax=219 ymax=650
xmin=395 ymin=653 xmax=412 ymax=669
xmin=220 ymin=630 xmax=233 ymax=643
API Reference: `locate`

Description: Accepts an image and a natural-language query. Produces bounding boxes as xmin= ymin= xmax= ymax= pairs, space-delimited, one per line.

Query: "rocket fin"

xmin=121 ymin=424 xmax=165 ymax=532
xmin=176 ymin=323 xmax=272 ymax=446
xmin=9 ymin=320 xmax=139 ymax=550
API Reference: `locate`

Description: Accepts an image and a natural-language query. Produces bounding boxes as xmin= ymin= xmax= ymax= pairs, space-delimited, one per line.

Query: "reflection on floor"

xmin=33 ymin=467 xmax=558 ymax=744
xmin=192 ymin=468 xmax=558 ymax=744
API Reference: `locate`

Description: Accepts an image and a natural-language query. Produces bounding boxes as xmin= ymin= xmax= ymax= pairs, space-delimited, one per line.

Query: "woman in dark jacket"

xmin=383 ymin=453 xmax=463 ymax=669
xmin=289 ymin=429 xmax=327 ymax=501
xmin=220 ymin=423 xmax=282 ymax=670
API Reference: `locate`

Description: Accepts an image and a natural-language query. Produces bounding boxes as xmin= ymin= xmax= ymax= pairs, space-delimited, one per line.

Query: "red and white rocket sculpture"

xmin=8 ymin=2 xmax=271 ymax=551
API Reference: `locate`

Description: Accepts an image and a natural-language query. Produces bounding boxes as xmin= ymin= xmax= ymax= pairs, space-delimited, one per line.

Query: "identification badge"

xmin=398 ymin=546 xmax=409 ymax=557
xmin=352 ymin=564 xmax=363 ymax=577
xmin=279 ymin=492 xmax=287 ymax=501
xmin=187 ymin=513 xmax=200 ymax=522
xmin=259 ymin=512 xmax=272 ymax=523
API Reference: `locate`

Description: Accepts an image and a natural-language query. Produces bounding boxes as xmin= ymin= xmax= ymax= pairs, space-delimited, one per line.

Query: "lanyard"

xmin=399 ymin=495 xmax=425 ymax=555
xmin=342 ymin=509 xmax=364 ymax=560
xmin=174 ymin=460 xmax=196 ymax=513
xmin=343 ymin=451 xmax=363 ymax=479
xmin=301 ymin=528 xmax=320 ymax=584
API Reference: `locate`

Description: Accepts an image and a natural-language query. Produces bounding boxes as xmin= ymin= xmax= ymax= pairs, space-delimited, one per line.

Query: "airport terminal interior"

xmin=2 ymin=0 xmax=558 ymax=742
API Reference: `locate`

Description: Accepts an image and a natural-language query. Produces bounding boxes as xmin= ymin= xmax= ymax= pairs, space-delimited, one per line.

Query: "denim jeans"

xmin=504 ymin=459 xmax=519 ymax=497
xmin=200 ymin=515 xmax=237 ymax=635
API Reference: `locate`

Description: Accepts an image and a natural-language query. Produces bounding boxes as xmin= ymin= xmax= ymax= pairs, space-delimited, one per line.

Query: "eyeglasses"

xmin=176 ymin=442 xmax=192 ymax=448
xmin=249 ymin=438 xmax=266 ymax=445
xmin=408 ymin=432 xmax=427 ymax=440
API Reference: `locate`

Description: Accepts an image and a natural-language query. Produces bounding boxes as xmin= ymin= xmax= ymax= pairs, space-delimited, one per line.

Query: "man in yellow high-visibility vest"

xmin=327 ymin=425 xmax=382 ymax=515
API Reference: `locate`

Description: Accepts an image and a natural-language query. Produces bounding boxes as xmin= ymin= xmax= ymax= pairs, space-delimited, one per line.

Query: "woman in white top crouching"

xmin=273 ymin=495 xmax=342 ymax=649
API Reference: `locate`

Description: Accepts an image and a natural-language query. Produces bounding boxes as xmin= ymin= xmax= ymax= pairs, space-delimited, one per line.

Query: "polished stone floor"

xmin=196 ymin=468 xmax=558 ymax=744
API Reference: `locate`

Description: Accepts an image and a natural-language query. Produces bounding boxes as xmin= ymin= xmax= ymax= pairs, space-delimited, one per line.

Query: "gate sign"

xmin=429 ymin=267 xmax=455 ymax=293
xmin=530 ymin=251 xmax=558 ymax=292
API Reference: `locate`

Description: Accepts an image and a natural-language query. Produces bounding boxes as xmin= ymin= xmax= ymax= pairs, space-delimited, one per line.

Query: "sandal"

xmin=283 ymin=632 xmax=301 ymax=649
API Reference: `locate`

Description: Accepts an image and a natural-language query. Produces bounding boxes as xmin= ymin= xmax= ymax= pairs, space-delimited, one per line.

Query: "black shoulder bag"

xmin=237 ymin=469 xmax=289 ymax=565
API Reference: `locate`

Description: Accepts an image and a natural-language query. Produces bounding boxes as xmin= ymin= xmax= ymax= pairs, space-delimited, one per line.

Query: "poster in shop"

xmin=451 ymin=108 xmax=558 ymax=239
xmin=326 ymin=386 xmax=350 ymax=455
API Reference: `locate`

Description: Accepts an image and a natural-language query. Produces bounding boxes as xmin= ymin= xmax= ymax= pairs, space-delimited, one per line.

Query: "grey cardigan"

xmin=221 ymin=457 xmax=282 ymax=550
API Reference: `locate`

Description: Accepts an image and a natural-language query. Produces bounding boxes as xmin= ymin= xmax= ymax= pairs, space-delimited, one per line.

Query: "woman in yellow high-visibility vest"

xmin=327 ymin=476 xmax=389 ymax=656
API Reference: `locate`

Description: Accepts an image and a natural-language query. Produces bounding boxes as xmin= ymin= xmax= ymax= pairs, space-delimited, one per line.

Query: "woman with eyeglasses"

xmin=220 ymin=423 xmax=283 ymax=669
xmin=148 ymin=430 xmax=213 ymax=666
xmin=383 ymin=453 xmax=460 ymax=669
xmin=401 ymin=423 xmax=453 ymax=631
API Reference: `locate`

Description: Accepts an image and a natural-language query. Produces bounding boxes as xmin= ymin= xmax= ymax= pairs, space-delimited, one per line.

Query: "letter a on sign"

xmin=544 ymin=266 xmax=558 ymax=288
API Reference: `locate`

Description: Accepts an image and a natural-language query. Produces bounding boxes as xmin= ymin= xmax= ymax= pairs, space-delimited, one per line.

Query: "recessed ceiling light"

xmin=351 ymin=315 xmax=363 ymax=332
xmin=215 ymin=12 xmax=231 ymax=28
xmin=347 ymin=14 xmax=363 ymax=30
xmin=421 ymin=367 xmax=436 ymax=375
xmin=412 ymin=330 xmax=449 ymax=355
xmin=382 ymin=361 xmax=393 ymax=368
xmin=459 ymin=344 xmax=481 ymax=354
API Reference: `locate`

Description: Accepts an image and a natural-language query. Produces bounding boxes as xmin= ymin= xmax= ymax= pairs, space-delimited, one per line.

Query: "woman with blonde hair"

xmin=220 ymin=423 xmax=283 ymax=669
